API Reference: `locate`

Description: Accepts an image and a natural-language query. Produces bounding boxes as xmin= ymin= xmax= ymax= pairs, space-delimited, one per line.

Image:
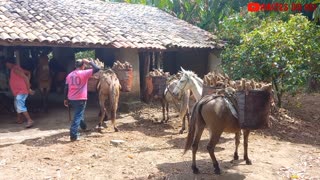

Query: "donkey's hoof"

xmin=114 ymin=127 xmax=119 ymax=132
xmin=161 ymin=120 xmax=169 ymax=124
xmin=214 ymin=168 xmax=221 ymax=175
xmin=213 ymin=164 xmax=221 ymax=175
xmin=245 ymin=159 xmax=252 ymax=165
xmin=191 ymin=165 xmax=200 ymax=174
xmin=96 ymin=125 xmax=104 ymax=130
xmin=179 ymin=129 xmax=185 ymax=134
xmin=233 ymin=152 xmax=239 ymax=160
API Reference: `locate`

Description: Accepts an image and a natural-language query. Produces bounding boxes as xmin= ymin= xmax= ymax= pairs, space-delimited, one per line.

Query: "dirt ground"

xmin=0 ymin=93 xmax=319 ymax=180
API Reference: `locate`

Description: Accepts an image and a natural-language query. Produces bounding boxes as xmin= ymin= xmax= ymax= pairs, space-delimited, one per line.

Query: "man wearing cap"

xmin=4 ymin=58 xmax=35 ymax=128
xmin=64 ymin=59 xmax=100 ymax=141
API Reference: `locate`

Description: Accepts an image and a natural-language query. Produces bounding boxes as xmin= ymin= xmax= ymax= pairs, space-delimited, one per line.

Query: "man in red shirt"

xmin=64 ymin=59 xmax=100 ymax=141
xmin=5 ymin=58 xmax=35 ymax=128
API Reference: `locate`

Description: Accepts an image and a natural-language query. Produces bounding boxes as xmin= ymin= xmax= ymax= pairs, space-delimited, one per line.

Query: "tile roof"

xmin=0 ymin=0 xmax=223 ymax=50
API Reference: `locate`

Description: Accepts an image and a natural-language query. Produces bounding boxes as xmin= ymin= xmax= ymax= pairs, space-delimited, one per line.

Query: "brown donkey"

xmin=184 ymin=94 xmax=251 ymax=175
xmin=97 ymin=69 xmax=121 ymax=132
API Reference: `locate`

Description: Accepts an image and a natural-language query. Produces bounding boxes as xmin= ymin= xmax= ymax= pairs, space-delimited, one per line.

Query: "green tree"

xmin=221 ymin=14 xmax=320 ymax=107
xmin=75 ymin=50 xmax=95 ymax=60
xmin=109 ymin=0 xmax=251 ymax=31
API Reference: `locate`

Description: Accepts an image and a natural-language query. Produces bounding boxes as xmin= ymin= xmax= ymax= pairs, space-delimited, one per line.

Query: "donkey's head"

xmin=172 ymin=67 xmax=195 ymax=97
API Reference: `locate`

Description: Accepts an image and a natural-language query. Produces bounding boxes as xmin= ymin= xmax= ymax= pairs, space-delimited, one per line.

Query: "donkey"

xmin=184 ymin=93 xmax=252 ymax=175
xmin=97 ymin=69 xmax=121 ymax=132
xmin=171 ymin=67 xmax=263 ymax=174
xmin=36 ymin=54 xmax=51 ymax=112
xmin=162 ymin=79 xmax=191 ymax=134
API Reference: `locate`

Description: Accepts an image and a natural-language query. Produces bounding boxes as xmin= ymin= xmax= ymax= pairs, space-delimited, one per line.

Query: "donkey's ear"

xmin=181 ymin=67 xmax=186 ymax=72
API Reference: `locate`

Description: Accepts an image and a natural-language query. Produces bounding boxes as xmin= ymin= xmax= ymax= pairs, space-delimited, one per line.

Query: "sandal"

xmin=16 ymin=120 xmax=24 ymax=124
xmin=25 ymin=121 xmax=34 ymax=128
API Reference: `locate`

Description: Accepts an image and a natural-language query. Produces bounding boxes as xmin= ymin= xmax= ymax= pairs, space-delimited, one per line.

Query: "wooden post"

xmin=156 ymin=52 xmax=161 ymax=69
xmin=142 ymin=52 xmax=151 ymax=102
xmin=14 ymin=50 xmax=20 ymax=65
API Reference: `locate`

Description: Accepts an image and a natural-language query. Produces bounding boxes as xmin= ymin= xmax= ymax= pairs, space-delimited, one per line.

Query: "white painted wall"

xmin=208 ymin=50 xmax=222 ymax=72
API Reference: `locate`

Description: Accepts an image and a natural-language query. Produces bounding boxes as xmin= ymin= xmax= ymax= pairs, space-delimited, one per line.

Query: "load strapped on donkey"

xmin=87 ymin=59 xmax=133 ymax=93
xmin=145 ymin=69 xmax=170 ymax=101
xmin=202 ymin=71 xmax=272 ymax=129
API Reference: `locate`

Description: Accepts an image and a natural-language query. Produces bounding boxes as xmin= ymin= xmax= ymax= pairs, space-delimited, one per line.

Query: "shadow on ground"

xmin=256 ymin=93 xmax=320 ymax=147
xmin=155 ymin=159 xmax=247 ymax=180
xmin=257 ymin=109 xmax=320 ymax=147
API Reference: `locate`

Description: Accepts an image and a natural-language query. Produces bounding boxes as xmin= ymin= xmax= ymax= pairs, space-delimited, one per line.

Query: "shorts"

xmin=14 ymin=94 xmax=28 ymax=113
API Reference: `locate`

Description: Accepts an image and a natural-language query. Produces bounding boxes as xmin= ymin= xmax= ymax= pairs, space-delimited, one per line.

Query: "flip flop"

xmin=25 ymin=121 xmax=34 ymax=128
xmin=16 ymin=120 xmax=23 ymax=124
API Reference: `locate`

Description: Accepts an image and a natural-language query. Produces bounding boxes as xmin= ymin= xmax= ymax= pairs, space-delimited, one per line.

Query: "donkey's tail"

xmin=109 ymin=79 xmax=120 ymax=123
xmin=184 ymin=100 xmax=202 ymax=154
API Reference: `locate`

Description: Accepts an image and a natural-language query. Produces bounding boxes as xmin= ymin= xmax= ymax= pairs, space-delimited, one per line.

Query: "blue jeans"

xmin=14 ymin=94 xmax=28 ymax=113
xmin=69 ymin=100 xmax=87 ymax=140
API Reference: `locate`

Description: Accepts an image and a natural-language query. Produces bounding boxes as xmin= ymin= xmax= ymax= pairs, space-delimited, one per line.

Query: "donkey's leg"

xmin=179 ymin=114 xmax=186 ymax=134
xmin=44 ymin=88 xmax=49 ymax=113
xmin=233 ymin=132 xmax=241 ymax=161
xmin=191 ymin=121 xmax=205 ymax=174
xmin=111 ymin=89 xmax=120 ymax=132
xmin=39 ymin=88 xmax=44 ymax=112
xmin=161 ymin=99 xmax=165 ymax=122
xmin=111 ymin=118 xmax=118 ymax=132
xmin=165 ymin=102 xmax=169 ymax=122
xmin=111 ymin=99 xmax=119 ymax=132
xmin=207 ymin=131 xmax=223 ymax=175
xmin=179 ymin=103 xmax=188 ymax=134
xmin=186 ymin=108 xmax=190 ymax=124
xmin=98 ymin=95 xmax=107 ymax=130
xmin=161 ymin=98 xmax=166 ymax=122
xmin=243 ymin=129 xmax=252 ymax=165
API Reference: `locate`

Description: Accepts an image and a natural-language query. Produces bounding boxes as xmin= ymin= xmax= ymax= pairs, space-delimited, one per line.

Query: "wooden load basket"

xmin=202 ymin=85 xmax=224 ymax=97
xmin=236 ymin=90 xmax=271 ymax=130
xmin=146 ymin=76 xmax=167 ymax=99
xmin=114 ymin=68 xmax=133 ymax=92
xmin=87 ymin=72 xmax=100 ymax=92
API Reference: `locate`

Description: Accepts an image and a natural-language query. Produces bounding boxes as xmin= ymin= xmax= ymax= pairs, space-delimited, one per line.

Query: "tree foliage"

xmin=109 ymin=0 xmax=250 ymax=31
xmin=221 ymin=14 xmax=320 ymax=106
xmin=75 ymin=50 xmax=95 ymax=60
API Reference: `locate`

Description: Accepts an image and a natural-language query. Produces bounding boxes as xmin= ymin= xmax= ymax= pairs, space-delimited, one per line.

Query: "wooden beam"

xmin=142 ymin=52 xmax=151 ymax=102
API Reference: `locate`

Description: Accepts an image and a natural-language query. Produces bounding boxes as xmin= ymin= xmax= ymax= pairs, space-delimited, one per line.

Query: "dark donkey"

xmin=184 ymin=93 xmax=252 ymax=175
